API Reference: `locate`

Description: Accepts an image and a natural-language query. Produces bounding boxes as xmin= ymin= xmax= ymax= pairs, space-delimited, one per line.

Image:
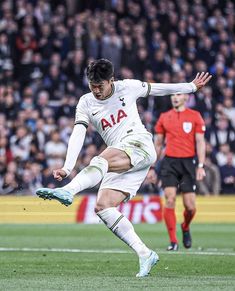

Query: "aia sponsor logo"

xmin=101 ymin=109 xmax=127 ymax=130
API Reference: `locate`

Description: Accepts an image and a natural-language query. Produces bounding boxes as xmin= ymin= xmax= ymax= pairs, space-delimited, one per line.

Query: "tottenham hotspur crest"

xmin=183 ymin=122 xmax=192 ymax=133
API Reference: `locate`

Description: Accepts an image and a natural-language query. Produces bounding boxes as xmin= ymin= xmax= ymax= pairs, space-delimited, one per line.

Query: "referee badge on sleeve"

xmin=183 ymin=122 xmax=192 ymax=133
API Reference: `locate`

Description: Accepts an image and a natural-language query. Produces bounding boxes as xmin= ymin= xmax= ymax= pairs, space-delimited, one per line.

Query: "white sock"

xmin=62 ymin=156 xmax=108 ymax=195
xmin=97 ymin=207 xmax=151 ymax=258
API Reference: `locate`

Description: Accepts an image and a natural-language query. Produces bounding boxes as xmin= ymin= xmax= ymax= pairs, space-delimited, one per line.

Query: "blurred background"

xmin=0 ymin=0 xmax=235 ymax=199
xmin=0 ymin=3 xmax=234 ymax=289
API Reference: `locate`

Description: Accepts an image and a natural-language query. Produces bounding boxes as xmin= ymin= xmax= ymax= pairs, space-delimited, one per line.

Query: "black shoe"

xmin=166 ymin=242 xmax=179 ymax=251
xmin=181 ymin=224 xmax=192 ymax=249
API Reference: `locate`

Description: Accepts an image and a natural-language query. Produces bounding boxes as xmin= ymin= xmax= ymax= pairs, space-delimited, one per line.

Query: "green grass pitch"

xmin=0 ymin=223 xmax=234 ymax=291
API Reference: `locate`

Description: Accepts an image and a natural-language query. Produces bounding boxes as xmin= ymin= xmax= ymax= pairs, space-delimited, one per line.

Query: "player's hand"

xmin=192 ymin=72 xmax=212 ymax=90
xmin=196 ymin=167 xmax=206 ymax=181
xmin=53 ymin=169 xmax=67 ymax=181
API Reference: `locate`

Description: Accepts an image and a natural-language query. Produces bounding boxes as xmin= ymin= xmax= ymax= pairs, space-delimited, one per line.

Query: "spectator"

xmin=0 ymin=136 xmax=12 ymax=164
xmin=15 ymin=27 xmax=38 ymax=85
xmin=121 ymin=35 xmax=136 ymax=71
xmin=43 ymin=64 xmax=67 ymax=106
xmin=44 ymin=130 xmax=67 ymax=168
xmin=36 ymin=90 xmax=50 ymax=117
xmin=0 ymin=172 xmax=18 ymax=195
xmin=195 ymin=86 xmax=216 ymax=118
xmin=0 ymin=0 xmax=234 ymax=195
xmin=0 ymin=85 xmax=18 ymax=120
xmin=101 ymin=26 xmax=122 ymax=73
xmin=10 ymin=125 xmax=32 ymax=162
xmin=197 ymin=156 xmax=221 ymax=196
xmin=56 ymin=95 xmax=77 ymax=120
xmin=58 ymin=116 xmax=73 ymax=144
xmin=216 ymin=143 xmax=235 ymax=167
xmin=220 ymin=152 xmax=235 ymax=194
xmin=64 ymin=49 xmax=85 ymax=88
xmin=223 ymin=97 xmax=235 ymax=128
xmin=210 ymin=116 xmax=235 ymax=150
xmin=0 ymin=155 xmax=7 ymax=177
xmin=133 ymin=47 xmax=152 ymax=79
xmin=86 ymin=18 xmax=101 ymax=59
xmin=38 ymin=23 xmax=53 ymax=62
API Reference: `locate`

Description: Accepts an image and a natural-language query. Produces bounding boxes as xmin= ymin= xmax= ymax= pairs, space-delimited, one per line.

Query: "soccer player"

xmin=155 ymin=93 xmax=207 ymax=251
xmin=36 ymin=59 xmax=211 ymax=276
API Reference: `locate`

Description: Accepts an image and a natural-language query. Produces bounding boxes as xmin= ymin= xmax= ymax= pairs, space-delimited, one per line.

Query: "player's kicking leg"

xmin=36 ymin=188 xmax=73 ymax=206
xmin=36 ymin=156 xmax=109 ymax=205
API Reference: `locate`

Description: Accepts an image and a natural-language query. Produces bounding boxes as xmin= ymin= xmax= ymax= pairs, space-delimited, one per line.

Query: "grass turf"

xmin=0 ymin=223 xmax=234 ymax=291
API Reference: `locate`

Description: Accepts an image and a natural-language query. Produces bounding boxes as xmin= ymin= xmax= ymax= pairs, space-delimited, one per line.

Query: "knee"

xmin=94 ymin=206 xmax=101 ymax=213
xmin=184 ymin=203 xmax=195 ymax=212
xmin=94 ymin=201 xmax=107 ymax=213
xmin=90 ymin=156 xmax=109 ymax=175
xmin=165 ymin=196 xmax=176 ymax=208
xmin=183 ymin=197 xmax=196 ymax=211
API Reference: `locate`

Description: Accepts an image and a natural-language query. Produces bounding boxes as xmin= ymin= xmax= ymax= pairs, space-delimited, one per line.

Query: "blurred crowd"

xmin=0 ymin=0 xmax=235 ymax=195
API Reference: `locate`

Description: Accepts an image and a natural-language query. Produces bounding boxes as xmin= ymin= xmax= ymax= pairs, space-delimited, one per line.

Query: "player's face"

xmin=171 ymin=94 xmax=187 ymax=109
xmin=89 ymin=79 xmax=113 ymax=100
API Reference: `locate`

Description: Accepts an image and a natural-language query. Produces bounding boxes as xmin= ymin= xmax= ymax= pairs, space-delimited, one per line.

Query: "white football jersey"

xmin=75 ymin=79 xmax=151 ymax=146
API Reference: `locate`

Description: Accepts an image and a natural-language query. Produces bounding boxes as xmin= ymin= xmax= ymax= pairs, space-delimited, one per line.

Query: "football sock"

xmin=62 ymin=156 xmax=108 ymax=195
xmin=182 ymin=209 xmax=196 ymax=231
xmin=164 ymin=207 xmax=178 ymax=243
xmin=97 ymin=207 xmax=151 ymax=258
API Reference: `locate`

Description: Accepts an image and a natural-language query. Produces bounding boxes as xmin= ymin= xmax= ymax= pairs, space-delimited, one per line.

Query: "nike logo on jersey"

xmin=92 ymin=111 xmax=99 ymax=116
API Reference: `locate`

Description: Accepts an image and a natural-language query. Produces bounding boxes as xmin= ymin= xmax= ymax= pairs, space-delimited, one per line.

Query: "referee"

xmin=155 ymin=93 xmax=206 ymax=251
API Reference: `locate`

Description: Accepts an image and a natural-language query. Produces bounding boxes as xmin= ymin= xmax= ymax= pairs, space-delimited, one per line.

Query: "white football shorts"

xmin=99 ymin=133 xmax=157 ymax=200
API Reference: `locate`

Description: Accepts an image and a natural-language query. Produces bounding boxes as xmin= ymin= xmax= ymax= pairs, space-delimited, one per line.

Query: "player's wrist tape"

xmin=190 ymin=82 xmax=197 ymax=92
xmin=198 ymin=163 xmax=204 ymax=168
xmin=61 ymin=167 xmax=71 ymax=177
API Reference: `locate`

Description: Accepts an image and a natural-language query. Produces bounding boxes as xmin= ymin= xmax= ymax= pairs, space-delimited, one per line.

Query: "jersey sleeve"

xmin=74 ymin=97 xmax=89 ymax=128
xmin=124 ymin=79 xmax=151 ymax=99
xmin=154 ymin=114 xmax=165 ymax=134
xmin=195 ymin=112 xmax=206 ymax=133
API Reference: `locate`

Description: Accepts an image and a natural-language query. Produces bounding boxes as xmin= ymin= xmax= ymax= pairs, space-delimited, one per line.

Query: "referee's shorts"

xmin=160 ymin=156 xmax=197 ymax=193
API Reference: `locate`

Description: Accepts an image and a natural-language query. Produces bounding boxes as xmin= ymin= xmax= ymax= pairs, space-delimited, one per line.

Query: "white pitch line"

xmin=0 ymin=247 xmax=128 ymax=254
xmin=0 ymin=247 xmax=234 ymax=257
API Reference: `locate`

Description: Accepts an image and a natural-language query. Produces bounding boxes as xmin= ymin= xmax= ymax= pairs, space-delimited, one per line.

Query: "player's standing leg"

xmin=95 ymin=189 xmax=159 ymax=277
xmin=181 ymin=192 xmax=196 ymax=248
xmin=163 ymin=187 xmax=179 ymax=251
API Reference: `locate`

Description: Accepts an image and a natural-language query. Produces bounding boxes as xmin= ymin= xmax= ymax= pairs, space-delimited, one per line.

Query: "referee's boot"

xmin=167 ymin=242 xmax=179 ymax=251
xmin=181 ymin=223 xmax=192 ymax=249
xmin=36 ymin=188 xmax=73 ymax=206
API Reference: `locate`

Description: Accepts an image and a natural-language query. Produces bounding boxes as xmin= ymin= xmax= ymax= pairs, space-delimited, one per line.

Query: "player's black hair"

xmin=86 ymin=59 xmax=114 ymax=82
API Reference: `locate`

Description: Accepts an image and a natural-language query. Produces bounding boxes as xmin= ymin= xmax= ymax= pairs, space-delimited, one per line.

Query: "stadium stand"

xmin=0 ymin=0 xmax=234 ymax=195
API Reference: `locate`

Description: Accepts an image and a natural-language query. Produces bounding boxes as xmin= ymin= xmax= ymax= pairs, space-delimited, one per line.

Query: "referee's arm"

xmin=195 ymin=133 xmax=206 ymax=181
xmin=155 ymin=133 xmax=165 ymax=161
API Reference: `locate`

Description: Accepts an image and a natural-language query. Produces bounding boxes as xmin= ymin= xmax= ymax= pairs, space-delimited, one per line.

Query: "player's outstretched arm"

xmin=149 ymin=72 xmax=212 ymax=96
xmin=191 ymin=72 xmax=212 ymax=91
xmin=53 ymin=124 xmax=87 ymax=181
